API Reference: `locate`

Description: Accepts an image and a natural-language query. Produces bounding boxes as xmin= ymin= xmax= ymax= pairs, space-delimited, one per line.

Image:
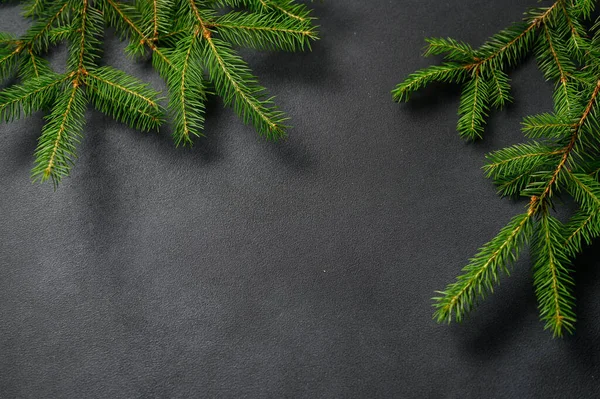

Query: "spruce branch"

xmin=260 ymin=0 xmax=313 ymax=22
xmin=563 ymin=208 xmax=600 ymax=257
xmin=423 ymin=37 xmax=475 ymax=62
xmin=532 ymin=212 xmax=576 ymax=336
xmin=0 ymin=73 xmax=66 ymax=122
xmin=84 ymin=66 xmax=164 ymax=132
xmin=211 ymin=11 xmax=316 ymax=51
xmin=215 ymin=0 xmax=314 ymax=22
xmin=395 ymin=0 xmax=600 ymax=336
xmin=391 ymin=63 xmax=469 ymax=102
xmin=393 ymin=1 xmax=562 ymax=139
xmin=457 ymin=73 xmax=489 ymax=139
xmin=202 ymin=35 xmax=287 ymax=139
xmin=167 ymin=32 xmax=207 ymax=146
xmin=488 ymin=68 xmax=512 ymax=109
xmin=0 ymin=0 xmax=318 ymax=186
xmin=483 ymin=142 xmax=564 ymax=196
xmin=433 ymin=212 xmax=533 ymax=324
xmin=522 ymin=113 xmax=573 ymax=139
xmin=31 ymin=82 xmax=86 ymax=186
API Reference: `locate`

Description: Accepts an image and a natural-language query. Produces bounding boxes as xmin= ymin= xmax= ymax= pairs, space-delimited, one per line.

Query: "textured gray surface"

xmin=1 ymin=0 xmax=600 ymax=397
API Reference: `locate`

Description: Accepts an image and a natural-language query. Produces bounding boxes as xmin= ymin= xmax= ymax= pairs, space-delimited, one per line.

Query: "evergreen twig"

xmin=394 ymin=0 xmax=600 ymax=337
xmin=0 ymin=0 xmax=318 ymax=186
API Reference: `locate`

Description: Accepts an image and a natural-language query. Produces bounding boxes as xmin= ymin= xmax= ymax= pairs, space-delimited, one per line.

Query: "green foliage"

xmin=423 ymin=37 xmax=475 ymax=62
xmin=201 ymin=36 xmax=288 ymax=139
xmin=0 ymin=73 xmax=65 ymax=122
xmin=433 ymin=212 xmax=533 ymax=324
xmin=391 ymin=63 xmax=468 ymax=102
xmin=31 ymin=83 xmax=86 ymax=186
xmin=0 ymin=0 xmax=318 ymax=186
xmin=484 ymin=142 xmax=563 ymax=197
xmin=165 ymin=34 xmax=207 ymax=146
xmin=457 ymin=74 xmax=489 ymax=140
xmin=532 ymin=212 xmax=575 ymax=336
xmin=213 ymin=11 xmax=317 ymax=51
xmin=84 ymin=66 xmax=164 ymax=132
xmin=488 ymin=68 xmax=512 ymax=109
xmin=522 ymin=113 xmax=572 ymax=139
xmin=395 ymin=0 xmax=600 ymax=337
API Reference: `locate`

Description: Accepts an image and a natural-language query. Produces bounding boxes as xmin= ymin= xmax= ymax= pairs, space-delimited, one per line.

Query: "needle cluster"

xmin=394 ymin=0 xmax=600 ymax=337
xmin=0 ymin=0 xmax=317 ymax=186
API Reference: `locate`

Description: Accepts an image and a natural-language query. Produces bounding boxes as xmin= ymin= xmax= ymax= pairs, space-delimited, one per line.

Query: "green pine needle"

xmin=0 ymin=0 xmax=318 ymax=186
xmin=433 ymin=213 xmax=533 ymax=324
xmin=31 ymin=82 xmax=87 ymax=186
xmin=457 ymin=73 xmax=489 ymax=140
xmin=0 ymin=72 xmax=66 ymax=122
xmin=488 ymin=68 xmax=512 ymax=109
xmin=423 ymin=37 xmax=475 ymax=62
xmin=85 ymin=66 xmax=164 ymax=132
xmin=391 ymin=63 xmax=469 ymax=102
xmin=395 ymin=0 xmax=600 ymax=337
xmin=532 ymin=212 xmax=576 ymax=337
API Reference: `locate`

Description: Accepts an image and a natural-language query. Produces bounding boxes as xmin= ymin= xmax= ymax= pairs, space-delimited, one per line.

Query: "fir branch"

xmin=202 ymin=34 xmax=287 ymax=139
xmin=101 ymin=0 xmax=156 ymax=57
xmin=393 ymin=1 xmax=562 ymax=140
xmin=23 ymin=0 xmax=46 ymax=17
xmin=0 ymin=32 xmax=15 ymax=46
xmin=0 ymin=1 xmax=70 ymax=81
xmin=84 ymin=66 xmax=164 ymax=131
xmin=567 ymin=171 xmax=600 ymax=211
xmin=423 ymin=37 xmax=475 ymax=62
xmin=472 ymin=3 xmax=559 ymax=72
xmin=0 ymin=73 xmax=66 ymax=122
xmin=532 ymin=212 xmax=576 ymax=337
xmin=488 ymin=68 xmax=512 ymax=109
xmin=167 ymin=32 xmax=207 ymax=146
xmin=0 ymin=45 xmax=23 ymax=82
xmin=484 ymin=142 xmax=563 ymax=189
xmin=559 ymin=1 xmax=588 ymax=59
xmin=522 ymin=113 xmax=573 ymax=139
xmin=392 ymin=63 xmax=469 ymax=102
xmin=187 ymin=0 xmax=287 ymax=138
xmin=494 ymin=170 xmax=535 ymax=198
xmin=433 ymin=213 xmax=533 ymax=323
xmin=574 ymin=0 xmax=596 ymax=19
xmin=0 ymin=0 xmax=317 ymax=186
xmin=471 ymin=21 xmax=537 ymax=73
xmin=563 ymin=208 xmax=600 ymax=257
xmin=221 ymin=0 xmax=314 ymax=22
xmin=20 ymin=47 xmax=52 ymax=80
xmin=528 ymin=80 xmax=600 ymax=207
xmin=211 ymin=11 xmax=317 ymax=51
xmin=31 ymin=82 xmax=87 ymax=186
xmin=540 ymin=23 xmax=571 ymax=83
xmin=21 ymin=1 xmax=70 ymax=53
xmin=538 ymin=22 xmax=577 ymax=114
xmin=262 ymin=0 xmax=312 ymax=22
xmin=397 ymin=0 xmax=600 ymax=336
xmin=457 ymin=73 xmax=489 ymax=140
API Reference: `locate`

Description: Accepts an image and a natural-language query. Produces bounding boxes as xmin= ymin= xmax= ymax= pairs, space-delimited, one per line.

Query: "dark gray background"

xmin=1 ymin=0 xmax=600 ymax=397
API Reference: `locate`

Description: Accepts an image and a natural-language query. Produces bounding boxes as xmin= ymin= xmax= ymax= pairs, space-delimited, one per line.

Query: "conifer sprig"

xmin=395 ymin=0 xmax=600 ymax=337
xmin=0 ymin=0 xmax=318 ymax=186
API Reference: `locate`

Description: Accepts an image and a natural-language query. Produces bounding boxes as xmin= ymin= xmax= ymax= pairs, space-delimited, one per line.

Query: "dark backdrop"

xmin=1 ymin=1 xmax=600 ymax=398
